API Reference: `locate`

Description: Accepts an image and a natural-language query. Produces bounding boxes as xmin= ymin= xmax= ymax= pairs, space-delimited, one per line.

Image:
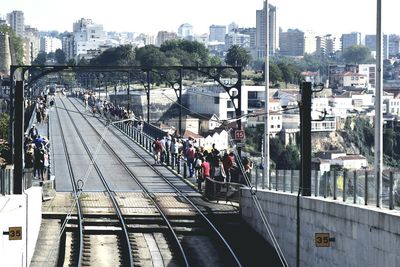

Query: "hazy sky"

xmin=1 ymin=0 xmax=399 ymax=36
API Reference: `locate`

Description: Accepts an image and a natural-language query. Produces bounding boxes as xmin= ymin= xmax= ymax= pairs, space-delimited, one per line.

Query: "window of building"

xmin=214 ymin=97 xmax=219 ymax=104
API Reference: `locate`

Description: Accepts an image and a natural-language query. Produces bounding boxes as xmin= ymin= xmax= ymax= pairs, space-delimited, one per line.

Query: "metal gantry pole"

xmin=375 ymin=0 xmax=383 ymax=207
xmin=263 ymin=0 xmax=270 ymax=187
xmin=146 ymin=71 xmax=151 ymax=123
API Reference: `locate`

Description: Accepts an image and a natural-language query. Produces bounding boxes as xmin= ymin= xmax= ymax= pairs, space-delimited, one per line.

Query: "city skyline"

xmin=1 ymin=0 xmax=399 ymax=36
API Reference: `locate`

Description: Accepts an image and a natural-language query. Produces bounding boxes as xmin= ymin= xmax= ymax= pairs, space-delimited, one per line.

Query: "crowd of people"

xmin=152 ymin=136 xmax=253 ymax=196
xmin=25 ymin=124 xmax=50 ymax=181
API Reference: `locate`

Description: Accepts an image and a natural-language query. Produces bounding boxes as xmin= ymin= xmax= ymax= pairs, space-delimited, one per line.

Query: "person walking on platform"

xmin=28 ymin=124 xmax=38 ymax=140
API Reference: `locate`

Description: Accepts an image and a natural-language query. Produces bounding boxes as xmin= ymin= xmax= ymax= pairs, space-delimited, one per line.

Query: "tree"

xmin=55 ymin=49 xmax=66 ymax=64
xmin=269 ymin=137 xmax=284 ymax=163
xmin=278 ymin=62 xmax=299 ymax=86
xmin=135 ymin=45 xmax=168 ymax=67
xmin=160 ymin=40 xmax=209 ymax=66
xmin=91 ymin=44 xmax=136 ymax=66
xmin=0 ymin=25 xmax=24 ymax=64
xmin=269 ymin=62 xmax=283 ymax=84
xmin=342 ymin=45 xmax=374 ymax=64
xmin=276 ymin=145 xmax=300 ymax=169
xmin=32 ymin=52 xmax=47 ymax=65
xmin=225 ymin=45 xmax=252 ymax=69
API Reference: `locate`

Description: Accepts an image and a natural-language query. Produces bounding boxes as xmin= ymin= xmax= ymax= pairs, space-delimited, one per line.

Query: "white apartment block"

xmin=384 ymin=96 xmax=400 ymax=116
xmin=7 ymin=11 xmax=24 ymax=37
xmin=72 ymin=18 xmax=105 ymax=60
xmin=225 ymin=32 xmax=250 ymax=50
xmin=209 ymin=25 xmax=226 ymax=43
xmin=329 ymin=95 xmax=352 ymax=118
xmin=336 ymin=72 xmax=367 ymax=88
xmin=316 ymin=34 xmax=341 ymax=57
xmin=178 ymin=23 xmax=193 ymax=39
xmin=358 ymin=64 xmax=376 ymax=89
xmin=304 ymin=31 xmax=317 ymax=55
xmin=40 ymin=36 xmax=62 ymax=53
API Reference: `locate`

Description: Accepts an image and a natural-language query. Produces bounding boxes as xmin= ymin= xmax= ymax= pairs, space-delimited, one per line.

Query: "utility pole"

xmin=300 ymin=82 xmax=312 ymax=196
xmin=375 ymin=0 xmax=383 ymax=207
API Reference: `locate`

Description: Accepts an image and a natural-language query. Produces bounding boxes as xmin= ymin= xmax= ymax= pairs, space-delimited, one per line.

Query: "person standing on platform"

xmin=200 ymin=156 xmax=210 ymax=194
xmin=152 ymin=138 xmax=163 ymax=165
xmin=185 ymin=144 xmax=196 ymax=178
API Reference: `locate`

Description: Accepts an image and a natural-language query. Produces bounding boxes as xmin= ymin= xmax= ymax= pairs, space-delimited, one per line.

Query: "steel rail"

xmin=69 ymin=97 xmax=242 ymax=267
xmin=66 ymin=97 xmax=190 ymax=267
xmin=54 ymin=98 xmax=84 ymax=267
xmin=59 ymin=97 xmax=134 ymax=267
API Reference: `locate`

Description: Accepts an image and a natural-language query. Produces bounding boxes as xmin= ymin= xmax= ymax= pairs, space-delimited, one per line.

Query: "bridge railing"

xmin=114 ymin=121 xmax=241 ymax=201
xmin=251 ymin=167 xmax=400 ymax=210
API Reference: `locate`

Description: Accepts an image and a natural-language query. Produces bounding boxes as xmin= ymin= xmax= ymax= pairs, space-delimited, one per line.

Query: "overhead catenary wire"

xmin=225 ymin=127 xmax=289 ymax=267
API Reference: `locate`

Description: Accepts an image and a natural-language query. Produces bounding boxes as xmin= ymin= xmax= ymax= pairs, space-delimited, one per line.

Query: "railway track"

xmin=60 ymin=96 xmax=243 ymax=266
xmin=56 ymin=98 xmax=133 ymax=266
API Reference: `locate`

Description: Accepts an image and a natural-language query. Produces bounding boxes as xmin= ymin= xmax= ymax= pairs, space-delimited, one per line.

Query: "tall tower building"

xmin=209 ymin=25 xmax=226 ymax=43
xmin=279 ymin=29 xmax=304 ymax=57
xmin=178 ymin=23 xmax=193 ymax=39
xmin=365 ymin=34 xmax=389 ymax=60
xmin=156 ymin=31 xmax=178 ymax=46
xmin=6 ymin=11 xmax=24 ymax=37
xmin=388 ymin=34 xmax=400 ymax=57
xmin=256 ymin=2 xmax=277 ymax=59
xmin=341 ymin=32 xmax=361 ymax=51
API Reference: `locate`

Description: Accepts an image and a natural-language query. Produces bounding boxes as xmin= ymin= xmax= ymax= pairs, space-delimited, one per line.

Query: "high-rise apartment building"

xmin=304 ymin=31 xmax=317 ymax=55
xmin=341 ymin=32 xmax=361 ymax=51
xmin=6 ymin=10 xmax=24 ymax=37
xmin=156 ymin=31 xmax=178 ymax=46
xmin=40 ymin=36 xmax=62 ymax=53
xmin=225 ymin=32 xmax=250 ymax=50
xmin=72 ymin=18 xmax=106 ymax=60
xmin=24 ymin=26 xmax=40 ymax=64
xmin=279 ymin=29 xmax=304 ymax=57
xmin=178 ymin=23 xmax=193 ymax=39
xmin=388 ymin=34 xmax=400 ymax=57
xmin=365 ymin=34 xmax=389 ymax=60
xmin=256 ymin=2 xmax=277 ymax=59
xmin=237 ymin=28 xmax=256 ymax=49
xmin=209 ymin=25 xmax=226 ymax=43
xmin=316 ymin=34 xmax=341 ymax=58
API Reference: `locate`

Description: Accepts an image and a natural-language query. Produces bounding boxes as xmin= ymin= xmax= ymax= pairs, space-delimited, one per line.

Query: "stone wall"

xmin=0 ymin=33 xmax=11 ymax=74
xmin=240 ymin=188 xmax=400 ymax=266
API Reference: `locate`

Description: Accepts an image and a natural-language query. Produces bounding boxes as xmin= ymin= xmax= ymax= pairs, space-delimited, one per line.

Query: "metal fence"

xmin=114 ymin=120 xmax=400 ymax=210
xmin=252 ymin=167 xmax=400 ymax=210
xmin=0 ymin=166 xmax=33 ymax=195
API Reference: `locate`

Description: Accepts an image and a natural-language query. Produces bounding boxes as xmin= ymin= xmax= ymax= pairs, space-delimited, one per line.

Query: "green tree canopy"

xmin=225 ymin=45 xmax=252 ymax=68
xmin=32 ymin=51 xmax=47 ymax=65
xmin=160 ymin=39 xmax=209 ymax=66
xmin=342 ymin=45 xmax=374 ymax=64
xmin=91 ymin=44 xmax=136 ymax=66
xmin=135 ymin=45 xmax=168 ymax=67
xmin=269 ymin=62 xmax=283 ymax=84
xmin=276 ymin=145 xmax=300 ymax=169
xmin=55 ymin=49 xmax=66 ymax=65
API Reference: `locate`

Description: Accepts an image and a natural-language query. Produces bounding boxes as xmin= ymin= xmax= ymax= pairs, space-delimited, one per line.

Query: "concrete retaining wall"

xmin=240 ymin=188 xmax=400 ymax=267
xmin=0 ymin=187 xmax=42 ymax=267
